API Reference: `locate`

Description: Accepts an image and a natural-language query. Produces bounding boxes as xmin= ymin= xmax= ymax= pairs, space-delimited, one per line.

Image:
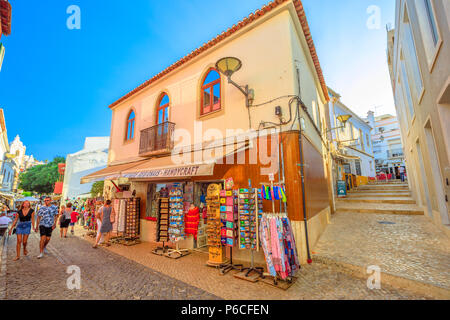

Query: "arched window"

xmin=126 ymin=110 xmax=136 ymax=141
xmin=201 ymin=69 xmax=221 ymax=115
xmin=157 ymin=93 xmax=170 ymax=125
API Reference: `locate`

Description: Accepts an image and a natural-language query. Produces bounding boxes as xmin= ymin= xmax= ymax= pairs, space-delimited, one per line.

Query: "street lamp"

xmin=324 ymin=114 xmax=352 ymax=135
xmin=215 ymin=57 xmax=255 ymax=107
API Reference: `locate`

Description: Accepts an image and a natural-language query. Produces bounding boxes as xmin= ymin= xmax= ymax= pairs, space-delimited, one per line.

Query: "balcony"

xmin=139 ymin=122 xmax=175 ymax=157
xmin=387 ymin=148 xmax=404 ymax=159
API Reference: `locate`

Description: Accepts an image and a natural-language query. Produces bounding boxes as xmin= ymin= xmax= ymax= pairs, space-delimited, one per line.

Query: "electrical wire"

xmin=249 ymin=95 xmax=298 ymax=108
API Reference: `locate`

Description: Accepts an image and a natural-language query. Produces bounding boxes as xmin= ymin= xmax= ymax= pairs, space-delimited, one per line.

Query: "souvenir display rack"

xmin=206 ymin=183 xmax=228 ymax=266
xmin=125 ymin=198 xmax=140 ymax=238
xmin=206 ymin=193 xmax=221 ymax=248
xmin=166 ymin=183 xmax=189 ymax=258
xmin=236 ymin=188 xmax=264 ymax=279
xmin=219 ymin=189 xmax=243 ymax=275
xmin=152 ymin=197 xmax=170 ymax=255
xmin=259 ymin=181 xmax=298 ymax=288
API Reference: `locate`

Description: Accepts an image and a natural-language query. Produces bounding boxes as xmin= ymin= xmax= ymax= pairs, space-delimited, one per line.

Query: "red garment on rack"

xmin=185 ymin=207 xmax=200 ymax=240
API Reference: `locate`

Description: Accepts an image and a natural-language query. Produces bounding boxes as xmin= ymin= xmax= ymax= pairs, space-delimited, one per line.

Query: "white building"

xmin=0 ymin=110 xmax=16 ymax=204
xmin=386 ymin=0 xmax=449 ymax=229
xmin=328 ymin=88 xmax=376 ymax=189
xmin=366 ymin=112 xmax=406 ymax=177
xmin=61 ymin=137 xmax=110 ymax=201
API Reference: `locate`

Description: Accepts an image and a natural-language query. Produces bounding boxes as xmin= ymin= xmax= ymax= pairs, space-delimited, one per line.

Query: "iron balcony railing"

xmin=139 ymin=122 xmax=175 ymax=156
xmin=387 ymin=148 xmax=404 ymax=158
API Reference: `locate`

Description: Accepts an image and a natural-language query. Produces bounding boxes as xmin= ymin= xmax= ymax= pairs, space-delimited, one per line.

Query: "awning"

xmin=0 ymin=191 xmax=15 ymax=199
xmin=80 ymin=160 xmax=148 ymax=184
xmin=122 ymin=159 xmax=215 ymax=180
xmin=82 ymin=140 xmax=250 ymax=183
xmin=123 ymin=141 xmax=249 ymax=180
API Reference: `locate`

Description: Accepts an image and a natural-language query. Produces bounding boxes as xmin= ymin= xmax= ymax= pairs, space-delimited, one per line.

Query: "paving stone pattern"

xmin=0 ymin=225 xmax=436 ymax=300
xmin=2 ymin=232 xmax=218 ymax=300
xmin=77 ymin=227 xmax=432 ymax=300
xmin=314 ymin=212 xmax=450 ymax=292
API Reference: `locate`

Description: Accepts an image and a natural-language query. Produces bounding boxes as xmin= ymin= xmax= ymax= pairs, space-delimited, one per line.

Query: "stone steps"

xmin=337 ymin=197 xmax=416 ymax=204
xmin=357 ymin=187 xmax=410 ymax=192
xmin=313 ymin=255 xmax=450 ymax=299
xmin=335 ymin=202 xmax=424 ymax=215
xmin=349 ymin=189 xmax=411 ymax=194
xmin=346 ymin=192 xmax=411 ymax=198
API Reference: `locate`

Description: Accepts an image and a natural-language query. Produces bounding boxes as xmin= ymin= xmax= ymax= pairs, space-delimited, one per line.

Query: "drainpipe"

xmin=296 ymin=67 xmax=312 ymax=264
xmin=296 ymin=100 xmax=312 ymax=264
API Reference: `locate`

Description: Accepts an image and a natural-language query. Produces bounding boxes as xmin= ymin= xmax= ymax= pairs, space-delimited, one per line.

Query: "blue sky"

xmin=0 ymin=0 xmax=395 ymax=161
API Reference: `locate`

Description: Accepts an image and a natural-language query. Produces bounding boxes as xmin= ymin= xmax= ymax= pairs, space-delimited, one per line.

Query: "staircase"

xmin=336 ymin=183 xmax=424 ymax=215
xmin=313 ymin=182 xmax=450 ymax=299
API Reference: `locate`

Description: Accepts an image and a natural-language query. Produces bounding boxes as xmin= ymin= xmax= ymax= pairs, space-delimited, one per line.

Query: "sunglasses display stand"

xmin=234 ymin=188 xmax=264 ymax=282
xmin=219 ymin=189 xmax=243 ymax=275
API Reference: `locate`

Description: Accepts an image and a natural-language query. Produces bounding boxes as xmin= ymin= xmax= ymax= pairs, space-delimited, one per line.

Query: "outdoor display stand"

xmin=109 ymin=198 xmax=141 ymax=246
xmin=206 ymin=183 xmax=228 ymax=267
xmin=219 ymin=189 xmax=243 ymax=274
xmin=123 ymin=198 xmax=141 ymax=246
xmin=152 ymin=197 xmax=170 ymax=255
xmin=165 ymin=183 xmax=189 ymax=259
xmin=259 ymin=181 xmax=299 ymax=290
xmin=234 ymin=187 xmax=264 ymax=282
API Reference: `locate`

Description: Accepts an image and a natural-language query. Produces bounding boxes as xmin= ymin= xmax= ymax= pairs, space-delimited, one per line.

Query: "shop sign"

xmin=337 ymin=180 xmax=347 ymax=197
xmin=123 ymin=163 xmax=214 ymax=179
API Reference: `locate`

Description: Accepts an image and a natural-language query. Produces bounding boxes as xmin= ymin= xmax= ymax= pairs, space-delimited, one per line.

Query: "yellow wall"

xmin=108 ymin=2 xmax=328 ymax=165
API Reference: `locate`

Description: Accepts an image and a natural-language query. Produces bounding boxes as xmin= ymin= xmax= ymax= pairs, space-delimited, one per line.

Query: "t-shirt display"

xmin=184 ymin=205 xmax=200 ymax=240
xmin=118 ymin=199 xmax=126 ymax=233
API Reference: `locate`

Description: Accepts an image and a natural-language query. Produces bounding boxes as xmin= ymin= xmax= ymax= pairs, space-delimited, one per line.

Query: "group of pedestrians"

xmin=58 ymin=202 xmax=79 ymax=238
xmin=8 ymin=196 xmax=58 ymax=260
xmin=7 ymin=197 xmax=116 ymax=260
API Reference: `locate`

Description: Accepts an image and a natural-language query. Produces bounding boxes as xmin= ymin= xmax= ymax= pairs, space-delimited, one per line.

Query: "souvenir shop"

xmin=83 ymin=131 xmax=328 ymax=287
xmin=117 ymin=157 xmax=302 ymax=286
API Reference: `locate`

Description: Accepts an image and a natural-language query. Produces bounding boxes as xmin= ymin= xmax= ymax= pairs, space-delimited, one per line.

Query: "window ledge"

xmin=198 ymin=108 xmax=224 ymax=120
xmin=123 ymin=138 xmax=135 ymax=146
xmin=428 ymin=39 xmax=443 ymax=74
xmin=418 ymin=87 xmax=425 ymax=105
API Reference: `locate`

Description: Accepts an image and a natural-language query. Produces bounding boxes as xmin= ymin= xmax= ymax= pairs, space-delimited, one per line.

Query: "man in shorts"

xmin=35 ymin=196 xmax=58 ymax=259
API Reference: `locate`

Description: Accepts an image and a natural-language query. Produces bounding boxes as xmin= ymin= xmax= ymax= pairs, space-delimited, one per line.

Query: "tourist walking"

xmin=95 ymin=200 xmax=104 ymax=245
xmin=93 ymin=200 xmax=115 ymax=248
xmin=59 ymin=203 xmax=72 ymax=238
xmin=399 ymin=166 xmax=406 ymax=182
xmin=70 ymin=209 xmax=79 ymax=235
xmin=9 ymin=200 xmax=35 ymax=261
xmin=35 ymin=196 xmax=58 ymax=259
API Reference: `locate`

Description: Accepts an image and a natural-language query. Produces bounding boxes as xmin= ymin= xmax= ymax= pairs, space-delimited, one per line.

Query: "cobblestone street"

xmin=0 ymin=225 xmax=437 ymax=300
xmin=1 ymin=232 xmax=218 ymax=300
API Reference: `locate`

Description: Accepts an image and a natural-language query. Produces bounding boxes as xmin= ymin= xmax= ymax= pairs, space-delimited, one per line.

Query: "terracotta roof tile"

xmin=0 ymin=0 xmax=11 ymax=36
xmin=109 ymin=0 xmax=328 ymax=109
